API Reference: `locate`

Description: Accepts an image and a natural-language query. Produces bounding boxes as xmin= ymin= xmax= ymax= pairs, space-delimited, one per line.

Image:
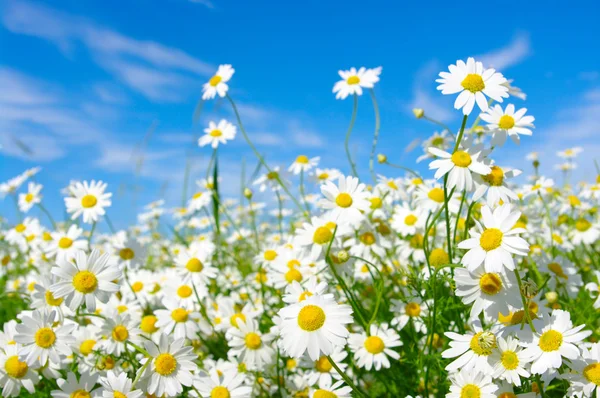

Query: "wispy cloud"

xmin=188 ymin=0 xmax=215 ymax=9
xmin=478 ymin=33 xmax=531 ymax=70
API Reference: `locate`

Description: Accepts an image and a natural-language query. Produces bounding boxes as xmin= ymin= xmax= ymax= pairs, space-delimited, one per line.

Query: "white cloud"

xmin=477 ymin=34 xmax=531 ymax=70
xmin=188 ymin=0 xmax=215 ymax=9
xmin=0 ymin=68 xmax=57 ymax=105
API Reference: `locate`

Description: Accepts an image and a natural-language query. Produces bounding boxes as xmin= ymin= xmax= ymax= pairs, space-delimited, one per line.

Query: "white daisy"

xmin=472 ymin=166 xmax=521 ymax=207
xmin=99 ymin=371 xmax=143 ymax=398
xmin=564 ymin=342 xmax=600 ymax=398
xmin=319 ymin=175 xmax=370 ymax=223
xmin=46 ymin=224 xmax=88 ymax=263
xmin=333 ymin=66 xmax=382 ymax=100
xmin=226 ymin=318 xmax=275 ymax=371
xmin=289 ymin=155 xmax=320 ymax=175
xmin=442 ymin=323 xmax=498 ymax=373
xmin=194 ymin=368 xmax=253 ymax=398
xmin=199 ymin=119 xmax=237 ymax=148
xmin=17 ymin=182 xmax=42 ymax=213
xmin=64 ymin=180 xmax=112 ymax=224
xmin=202 ymin=64 xmax=235 ymax=100
xmin=446 ymin=368 xmax=498 ymax=398
xmin=0 ymin=343 xmax=38 ymax=397
xmin=310 ymin=379 xmax=352 ymax=398
xmin=428 ymin=143 xmax=491 ymax=192
xmin=155 ymin=297 xmax=209 ymax=340
xmin=480 ymin=104 xmax=535 ymax=146
xmin=51 ymin=372 xmax=99 ymax=398
xmin=489 ymin=336 xmax=531 ymax=387
xmin=349 ymin=323 xmax=402 ymax=371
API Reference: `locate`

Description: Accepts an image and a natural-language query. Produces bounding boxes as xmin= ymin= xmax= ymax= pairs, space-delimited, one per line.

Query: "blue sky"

xmin=1 ymin=0 xmax=599 ymax=228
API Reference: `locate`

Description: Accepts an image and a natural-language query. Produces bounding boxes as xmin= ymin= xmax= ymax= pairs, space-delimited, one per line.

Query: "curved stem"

xmin=368 ymin=89 xmax=381 ymax=183
xmin=327 ymin=355 xmax=367 ymax=398
xmin=37 ymin=203 xmax=56 ymax=229
xmin=344 ymin=94 xmax=359 ymax=178
xmin=383 ymin=161 xmax=423 ymax=180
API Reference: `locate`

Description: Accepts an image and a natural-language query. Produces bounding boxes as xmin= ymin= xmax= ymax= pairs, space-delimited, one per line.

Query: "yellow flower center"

xmin=479 ymin=273 xmax=502 ymax=295
xmin=114 ymin=392 xmax=127 ymax=398
xmin=360 ymin=232 xmax=376 ymax=245
xmin=209 ymin=75 xmax=222 ymax=87
xmin=73 ymin=271 xmax=98 ymax=294
xmin=112 ymin=325 xmax=129 ymax=342
xmin=15 ymin=224 xmax=26 ymax=233
xmin=410 ymin=233 xmax=424 ymax=249
xmin=45 ymin=290 xmax=64 ymax=306
xmin=25 ymin=193 xmax=34 ymax=202
xmin=479 ymin=228 xmax=503 ymax=251
xmin=141 ymin=315 xmax=159 ymax=333
xmin=584 ymin=363 xmax=600 ymax=385
xmin=263 ymin=250 xmax=277 ymax=261
xmin=177 ymin=285 xmax=193 ymax=298
xmin=211 ymin=386 xmax=231 ymax=398
xmin=2 ymin=255 xmax=10 ymax=266
xmin=34 ymin=327 xmax=56 ymax=348
xmin=451 ymin=151 xmax=472 ymax=167
xmin=285 ymin=268 xmax=303 ymax=284
xmin=171 ymin=308 xmax=189 ymax=323
xmin=548 ymin=262 xmax=568 ymax=279
xmin=335 ymin=193 xmax=353 ymax=208
xmin=80 ymin=339 xmax=96 ymax=355
xmin=347 ymin=75 xmax=360 ymax=85
xmin=500 ymin=350 xmax=519 ymax=370
xmin=244 ymin=332 xmax=262 ymax=349
xmin=296 ymin=155 xmax=309 ymax=164
xmin=58 ymin=237 xmax=73 ymax=249
xmin=209 ymin=129 xmax=222 ymax=137
xmin=314 ymin=391 xmax=337 ymax=398
xmin=539 ymin=330 xmax=563 ymax=352
xmin=469 ymin=332 xmax=496 ymax=356
xmin=4 ymin=355 xmax=28 ymax=378
xmin=154 ymin=353 xmax=177 ymax=376
xmin=297 ymin=305 xmax=326 ymax=331
xmin=369 ymin=197 xmax=382 ymax=209
xmin=404 ymin=214 xmax=418 ymax=226
xmin=461 ymin=74 xmax=485 ymax=93
xmin=119 ymin=248 xmax=135 ymax=260
xmin=498 ymin=115 xmax=515 ymax=130
xmin=460 ymin=384 xmax=481 ymax=398
xmin=429 ymin=248 xmax=449 ymax=268
xmin=318 ymin=172 xmax=329 ymax=180
xmin=482 ymin=166 xmax=504 ymax=186
xmin=131 ymin=282 xmax=144 ymax=292
xmin=568 ymin=195 xmax=581 ymax=207
xmin=230 ymin=313 xmax=246 ymax=328
xmin=313 ymin=226 xmax=333 ymax=245
xmin=117 ymin=305 xmax=128 ymax=313
xmin=387 ymin=180 xmax=398 ymax=190
xmin=81 ymin=195 xmax=98 ymax=208
xmin=186 ymin=258 xmax=204 ymax=272
xmin=405 ymin=302 xmax=421 ymax=317
xmin=364 ymin=335 xmax=385 ymax=354
xmin=70 ymin=390 xmax=91 ymax=398
xmin=428 ymin=188 xmax=445 ymax=203
xmin=315 ymin=356 xmax=333 ymax=372
xmin=576 ymin=218 xmax=592 ymax=232
xmin=299 ymin=291 xmax=313 ymax=301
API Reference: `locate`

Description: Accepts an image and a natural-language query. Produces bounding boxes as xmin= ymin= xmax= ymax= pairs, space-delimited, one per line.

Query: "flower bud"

xmin=377 ymin=154 xmax=387 ymax=164
xmin=545 ymin=291 xmax=558 ymax=304
xmin=244 ymin=188 xmax=253 ymax=199
xmin=412 ymin=108 xmax=425 ymax=119
xmin=336 ymin=250 xmax=350 ymax=263
xmin=521 ymin=279 xmax=538 ymax=299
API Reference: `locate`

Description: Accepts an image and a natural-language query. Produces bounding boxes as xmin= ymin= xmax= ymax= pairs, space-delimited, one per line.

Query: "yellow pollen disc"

xmin=141 ymin=315 xmax=159 ymax=333
xmin=461 ymin=74 xmax=485 ymax=93
xmin=209 ymin=129 xmax=223 ymax=137
xmin=119 ymin=248 xmax=135 ymax=260
xmin=479 ymin=228 xmax=503 ymax=251
xmin=576 ymin=218 xmax=592 ymax=232
xmin=154 ymin=353 xmax=177 ymax=376
xmin=15 ymin=224 xmax=26 ymax=233
xmin=230 ymin=313 xmax=246 ymax=328
xmin=211 ymin=386 xmax=231 ymax=398
xmin=35 ymin=327 xmax=56 ymax=348
xmin=209 ymin=75 xmax=222 ymax=87
xmin=314 ymin=390 xmax=337 ymax=398
xmin=314 ymin=356 xmax=333 ymax=372
xmin=177 ymin=285 xmax=193 ymax=298
xmin=500 ymin=350 xmax=519 ymax=370
xmin=171 ymin=308 xmax=189 ymax=323
xmin=313 ymin=226 xmax=333 ymax=245
xmin=498 ymin=115 xmax=515 ymax=130
xmin=429 ymin=248 xmax=449 ymax=268
xmin=370 ymin=197 xmax=382 ymax=209
xmin=451 ymin=151 xmax=472 ymax=167
xmin=410 ymin=233 xmax=424 ymax=249
xmin=263 ymin=250 xmax=277 ymax=261
xmin=4 ymin=355 xmax=28 ymax=378
xmin=539 ymin=330 xmax=563 ymax=352
xmin=73 ymin=271 xmax=98 ymax=294
xmin=568 ymin=195 xmax=581 ymax=206
xmin=552 ymin=234 xmax=563 ymax=244
xmin=459 ymin=384 xmax=481 ymax=398
xmin=2 ymin=255 xmax=11 ymax=266
xmin=112 ymin=325 xmax=129 ymax=342
xmin=131 ymin=281 xmax=144 ymax=292
xmin=287 ymin=259 xmax=301 ymax=268
xmin=498 ymin=394 xmax=518 ymax=398
xmin=266 ymin=171 xmax=279 ymax=180
xmin=285 ymin=268 xmax=303 ymax=284
xmin=43 ymin=231 xmax=53 ymax=241
xmin=360 ymin=232 xmax=376 ymax=245
xmin=335 ymin=193 xmax=353 ymax=208
xmin=584 ymin=363 xmax=600 ymax=385
xmin=70 ymin=390 xmax=91 ymax=398
xmin=81 ymin=195 xmax=97 ymax=208
xmin=244 ymin=332 xmax=262 ymax=349
xmin=428 ymin=188 xmax=445 ymax=203
xmin=117 ymin=305 xmax=127 ymax=313
xmin=404 ymin=214 xmax=418 ymax=226
xmin=346 ymin=75 xmax=360 ymax=85
xmin=80 ymin=340 xmax=96 ymax=355
xmin=364 ymin=335 xmax=385 ymax=354
xmin=483 ymin=166 xmax=504 ymax=186
xmin=469 ymin=332 xmax=496 ymax=356
xmin=25 ymin=193 xmax=34 ymax=202
xmin=548 ymin=262 xmax=568 ymax=279
xmin=295 ymin=155 xmax=309 ymax=164
xmin=297 ymin=305 xmax=326 ymax=331
xmin=186 ymin=258 xmax=204 ymax=272
xmin=405 ymin=302 xmax=421 ymax=317
xmin=318 ymin=172 xmax=329 ymax=180
xmin=58 ymin=237 xmax=73 ymax=249
xmin=299 ymin=291 xmax=313 ymax=301
xmin=479 ymin=273 xmax=502 ymax=295
xmin=387 ymin=180 xmax=398 ymax=190
xmin=114 ymin=392 xmax=127 ymax=398
xmin=45 ymin=290 xmax=64 ymax=306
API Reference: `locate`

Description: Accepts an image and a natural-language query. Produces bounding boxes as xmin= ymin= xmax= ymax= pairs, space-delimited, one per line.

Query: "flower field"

xmin=2 ymin=58 xmax=600 ymax=398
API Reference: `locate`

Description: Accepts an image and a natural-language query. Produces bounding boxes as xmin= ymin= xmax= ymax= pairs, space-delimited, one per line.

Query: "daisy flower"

xmin=428 ymin=143 xmax=491 ymax=192
xmin=349 ymin=323 xmax=402 ymax=371
xmin=282 ymin=277 xmax=329 ymax=304
xmin=99 ymin=371 xmax=143 ymax=398
xmin=194 ymin=368 xmax=253 ymax=398
xmin=446 ymin=368 xmax=498 ymax=398
xmin=294 ymin=216 xmax=341 ymax=259
xmin=187 ymin=190 xmax=211 ymax=213
xmin=480 ymin=104 xmax=535 ymax=146
xmin=571 ymin=217 xmax=600 ymax=245
xmin=30 ymin=275 xmax=68 ymax=321
xmin=436 ymin=57 xmax=509 ymax=115
xmin=319 ymin=175 xmax=370 ymax=223
xmin=472 ymin=166 xmax=521 ymax=207
xmin=564 ymin=342 xmax=600 ymax=398
xmin=313 ymin=168 xmax=341 ymax=184
xmin=278 ymin=295 xmax=353 ymax=360
xmin=333 ymin=66 xmax=382 ymax=100
xmin=113 ymin=233 xmax=146 ymax=270
xmin=175 ymin=244 xmax=218 ymax=286
xmin=442 ymin=323 xmax=498 ymax=373
xmin=155 ymin=297 xmax=208 ymax=340
xmin=51 ymin=372 xmax=99 ymax=398
xmin=199 ymin=119 xmax=237 ymax=148
xmin=457 ymin=204 xmax=529 ymax=273
xmin=523 ymin=177 xmax=554 ymax=198
xmin=391 ymin=297 xmax=430 ymax=333
xmin=14 ymin=309 xmax=76 ymax=366
xmin=99 ymin=311 xmax=141 ymax=356
xmin=202 ymin=64 xmax=235 ymax=100
xmin=50 ymin=249 xmax=122 ymax=313
xmin=226 ymin=319 xmax=275 ymax=371
xmin=64 ymin=180 xmax=112 ymax=224
xmin=310 ymin=379 xmax=352 ymax=398
xmin=0 ymin=343 xmax=38 ymax=397
xmin=46 ymin=224 xmax=88 ymax=263
xmin=557 ymin=146 xmax=583 ymax=159
xmin=17 ymin=182 xmax=42 ymax=213
xmin=520 ymin=309 xmax=591 ymax=375
xmin=288 ymin=155 xmax=320 ymax=175
xmin=489 ymin=336 xmax=531 ymax=387
xmin=391 ymin=203 xmax=426 ymax=236
xmin=301 ymin=345 xmax=348 ymax=387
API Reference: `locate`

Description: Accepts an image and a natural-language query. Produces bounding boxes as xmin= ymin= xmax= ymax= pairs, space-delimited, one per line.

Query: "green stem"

xmin=368 ymin=89 xmax=381 ymax=184
xmin=326 ymin=355 xmax=367 ymax=398
xmin=423 ymin=115 xmax=454 ymax=137
xmin=383 ymin=161 xmax=423 ymax=180
xmin=453 ymin=115 xmax=469 ymax=152
xmin=344 ymin=94 xmax=359 ymax=178
xmin=514 ymin=270 xmax=536 ymax=332
xmin=87 ymin=222 xmax=96 ymax=245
